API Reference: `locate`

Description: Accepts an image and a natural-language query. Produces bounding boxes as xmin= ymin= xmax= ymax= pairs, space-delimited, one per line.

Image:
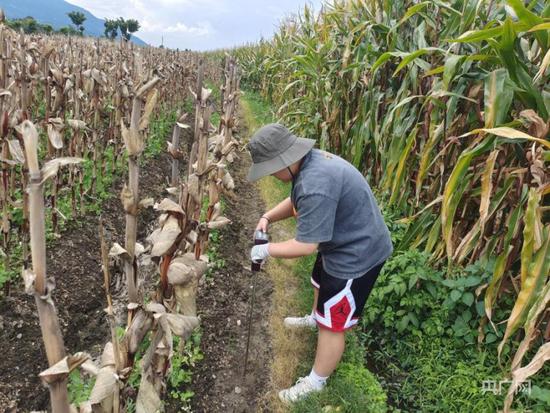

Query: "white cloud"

xmin=164 ymin=22 xmax=212 ymax=36
xmin=65 ymin=0 xmax=323 ymax=50
xmin=140 ymin=20 xmax=213 ymax=37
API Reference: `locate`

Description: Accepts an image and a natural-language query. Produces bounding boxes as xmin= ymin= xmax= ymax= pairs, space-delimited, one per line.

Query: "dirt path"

xmin=0 ymin=141 xmax=184 ymax=411
xmin=190 ymin=112 xmax=274 ymax=413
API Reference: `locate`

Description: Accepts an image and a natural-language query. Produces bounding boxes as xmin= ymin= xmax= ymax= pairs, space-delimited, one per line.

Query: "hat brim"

xmin=247 ymin=136 xmax=315 ymax=182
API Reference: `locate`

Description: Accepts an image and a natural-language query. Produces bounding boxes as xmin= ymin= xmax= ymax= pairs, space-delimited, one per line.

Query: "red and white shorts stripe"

xmin=310 ymin=254 xmax=384 ymax=332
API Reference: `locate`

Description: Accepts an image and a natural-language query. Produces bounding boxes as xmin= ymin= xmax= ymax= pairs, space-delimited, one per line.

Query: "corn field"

xmin=235 ymin=0 xmax=549 ymax=410
xmin=0 ymin=9 xmax=242 ymax=411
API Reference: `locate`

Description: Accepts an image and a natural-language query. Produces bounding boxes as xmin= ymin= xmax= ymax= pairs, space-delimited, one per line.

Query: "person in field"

xmin=247 ymin=123 xmax=393 ymax=402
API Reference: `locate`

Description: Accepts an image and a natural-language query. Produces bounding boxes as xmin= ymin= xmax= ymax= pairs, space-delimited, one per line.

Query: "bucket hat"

xmin=247 ymin=123 xmax=315 ymax=181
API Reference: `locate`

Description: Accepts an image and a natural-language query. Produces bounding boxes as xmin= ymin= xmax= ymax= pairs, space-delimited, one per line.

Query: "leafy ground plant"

xmin=168 ymin=329 xmax=204 ymax=410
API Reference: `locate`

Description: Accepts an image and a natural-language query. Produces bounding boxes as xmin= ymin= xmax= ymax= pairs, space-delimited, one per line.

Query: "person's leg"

xmin=278 ymin=327 xmax=345 ymax=402
xmin=312 ymin=328 xmax=345 ymax=377
xmin=312 ymin=287 xmax=319 ymax=314
xmin=284 ymin=254 xmax=321 ymax=329
xmin=280 ymin=262 xmax=385 ymax=403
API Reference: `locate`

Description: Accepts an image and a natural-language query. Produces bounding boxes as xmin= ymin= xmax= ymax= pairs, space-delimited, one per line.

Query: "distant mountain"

xmin=0 ymin=0 xmax=146 ymax=45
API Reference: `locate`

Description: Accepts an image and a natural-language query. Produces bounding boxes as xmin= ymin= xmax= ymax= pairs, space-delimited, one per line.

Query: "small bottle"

xmin=251 ymin=230 xmax=269 ymax=272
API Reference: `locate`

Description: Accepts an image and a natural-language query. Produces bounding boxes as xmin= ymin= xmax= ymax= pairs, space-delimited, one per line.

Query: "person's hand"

xmin=255 ymin=215 xmax=271 ymax=233
xmin=250 ymin=243 xmax=270 ymax=264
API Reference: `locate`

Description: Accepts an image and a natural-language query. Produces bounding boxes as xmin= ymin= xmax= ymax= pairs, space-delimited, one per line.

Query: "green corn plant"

xmin=234 ymin=1 xmax=550 ymax=410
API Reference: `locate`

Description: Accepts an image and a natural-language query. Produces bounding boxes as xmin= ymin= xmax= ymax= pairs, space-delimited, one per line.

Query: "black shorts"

xmin=311 ymin=254 xmax=383 ymax=332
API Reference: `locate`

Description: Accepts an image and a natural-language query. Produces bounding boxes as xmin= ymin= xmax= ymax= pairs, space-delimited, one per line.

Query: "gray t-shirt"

xmin=291 ymin=149 xmax=393 ymax=279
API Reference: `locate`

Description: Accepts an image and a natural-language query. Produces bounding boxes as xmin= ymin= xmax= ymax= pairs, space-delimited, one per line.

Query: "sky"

xmin=66 ymin=0 xmax=324 ymax=50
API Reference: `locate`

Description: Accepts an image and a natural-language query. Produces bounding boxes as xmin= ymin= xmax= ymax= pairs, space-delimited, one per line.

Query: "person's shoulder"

xmin=296 ymin=150 xmax=342 ymax=200
xmin=311 ymin=148 xmax=337 ymax=161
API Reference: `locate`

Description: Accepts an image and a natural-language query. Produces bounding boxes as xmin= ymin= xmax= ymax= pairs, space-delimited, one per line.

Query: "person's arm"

xmin=268 ymin=238 xmax=318 ymax=258
xmin=251 ymin=194 xmax=334 ymax=262
xmin=250 ymin=238 xmax=317 ymax=263
xmin=256 ymin=197 xmax=294 ymax=232
xmin=265 ymin=197 xmax=294 ymax=222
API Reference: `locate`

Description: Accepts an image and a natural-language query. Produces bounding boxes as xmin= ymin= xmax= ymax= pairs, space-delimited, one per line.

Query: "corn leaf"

xmin=441 ymin=139 xmax=493 ymax=260
xmin=528 ymin=22 xmax=550 ymax=32
xmin=521 ymin=189 xmax=542 ymax=286
xmin=461 ymin=127 xmax=550 ymax=149
xmin=484 ymin=69 xmax=513 ymax=128
xmin=534 ymin=47 xmax=550 ymax=83
xmin=442 ymin=54 xmax=464 ymax=90
xmin=479 ymin=150 xmax=499 ymax=229
xmin=485 ymin=197 xmax=525 ymax=330
xmin=389 ymin=128 xmax=417 ymax=206
xmin=504 ymin=342 xmax=550 ymax=413
xmin=393 ymin=48 xmax=443 ymax=76
xmin=498 ymin=222 xmax=550 ymax=361
xmin=485 ymin=247 xmax=512 ymax=331
xmin=507 ymin=0 xmax=547 ymax=48
xmin=511 ymin=281 xmax=550 ymax=371
xmin=449 ymin=26 xmax=504 ymax=43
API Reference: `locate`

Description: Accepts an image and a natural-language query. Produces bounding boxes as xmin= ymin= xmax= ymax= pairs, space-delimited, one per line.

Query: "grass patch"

xmin=241 ymin=90 xmax=387 ymax=412
xmin=291 ymin=362 xmax=387 ymax=413
xmin=241 ymin=89 xmax=277 ymax=137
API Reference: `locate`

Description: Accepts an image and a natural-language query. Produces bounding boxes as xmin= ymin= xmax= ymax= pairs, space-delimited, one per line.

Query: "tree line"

xmin=6 ymin=11 xmax=140 ymax=41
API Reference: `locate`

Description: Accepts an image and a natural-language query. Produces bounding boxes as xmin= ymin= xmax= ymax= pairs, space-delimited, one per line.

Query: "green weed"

xmin=68 ymin=369 xmax=95 ymax=406
xmin=168 ymin=330 xmax=204 ymax=408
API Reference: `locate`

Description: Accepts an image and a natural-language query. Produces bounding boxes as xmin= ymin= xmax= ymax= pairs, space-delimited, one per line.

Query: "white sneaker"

xmin=278 ymin=376 xmax=323 ymax=403
xmin=283 ymin=314 xmax=317 ymax=329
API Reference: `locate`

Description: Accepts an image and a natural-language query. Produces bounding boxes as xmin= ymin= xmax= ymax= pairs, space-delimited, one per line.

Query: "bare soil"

xmin=189 ymin=145 xmax=273 ymax=412
xmin=0 ymin=112 xmax=274 ymax=413
xmin=0 ymin=149 xmax=174 ymax=412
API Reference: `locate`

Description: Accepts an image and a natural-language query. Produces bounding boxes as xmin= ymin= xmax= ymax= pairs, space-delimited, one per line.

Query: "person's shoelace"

xmin=287 ymin=377 xmax=314 ymax=399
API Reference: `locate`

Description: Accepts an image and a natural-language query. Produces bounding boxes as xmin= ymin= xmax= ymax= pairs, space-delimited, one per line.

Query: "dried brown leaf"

xmin=166 ymin=313 xmax=199 ymax=338
xmin=67 ymin=119 xmax=87 ymax=130
xmin=126 ymin=309 xmax=153 ymax=354
xmin=20 ymin=120 xmax=40 ymax=175
xmin=520 ymin=109 xmax=549 ymax=140
xmin=187 ymin=174 xmax=200 ymax=204
xmin=207 ymin=216 xmax=231 ymax=230
xmin=504 ymin=342 xmax=550 ymax=412
xmin=89 ymin=365 xmax=116 ymax=405
xmin=41 ymin=157 xmax=82 ymax=184
xmin=222 ymin=171 xmax=235 ymax=190
xmin=109 ymin=243 xmax=130 ymax=260
xmin=168 ymin=253 xmax=208 ymax=286
xmin=167 ymin=258 xmax=193 ymax=285
xmin=121 ymin=120 xmax=144 ymax=156
xmin=47 ymin=124 xmax=63 ymax=149
xmin=136 ymin=375 xmax=161 ymax=413
xmin=139 ymin=88 xmax=158 ymax=131
xmin=151 ymin=216 xmax=181 ymax=257
xmin=120 ymin=184 xmax=135 ymax=213
xmin=8 ymin=139 xmax=25 ymax=164
xmin=22 ymin=268 xmax=36 ymax=294
xmin=154 ymin=198 xmax=184 ymax=215
xmin=39 ymin=352 xmax=89 ymax=384
xmin=139 ymin=198 xmax=155 ymax=209
xmin=100 ymin=342 xmax=116 ymax=367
